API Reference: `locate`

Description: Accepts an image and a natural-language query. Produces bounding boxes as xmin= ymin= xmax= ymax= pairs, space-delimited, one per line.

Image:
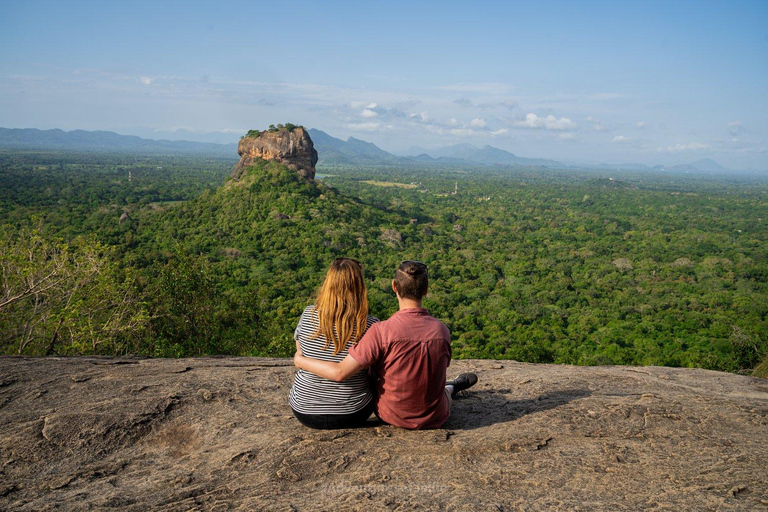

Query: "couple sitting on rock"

xmin=291 ymin=258 xmax=477 ymax=430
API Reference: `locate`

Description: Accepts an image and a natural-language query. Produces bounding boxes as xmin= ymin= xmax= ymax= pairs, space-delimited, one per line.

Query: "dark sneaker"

xmin=447 ymin=373 xmax=478 ymax=397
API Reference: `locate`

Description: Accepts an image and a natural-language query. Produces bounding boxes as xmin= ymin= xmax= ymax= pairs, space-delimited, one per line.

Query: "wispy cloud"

xmin=7 ymin=66 xmax=761 ymax=167
xmin=585 ymin=116 xmax=606 ymax=131
xmin=513 ymin=113 xmax=576 ymax=131
xmin=727 ymin=121 xmax=743 ymax=136
xmin=658 ymin=142 xmax=709 ymax=153
xmin=346 ymin=122 xmax=381 ymax=131
xmin=476 ymin=100 xmax=518 ymax=111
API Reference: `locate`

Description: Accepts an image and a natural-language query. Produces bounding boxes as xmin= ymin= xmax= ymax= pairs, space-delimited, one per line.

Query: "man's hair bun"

xmin=394 ymin=261 xmax=428 ymax=300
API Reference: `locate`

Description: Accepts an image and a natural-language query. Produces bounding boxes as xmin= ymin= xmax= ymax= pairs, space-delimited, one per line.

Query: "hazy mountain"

xmin=0 ymin=128 xmax=237 ymax=156
xmin=577 ymin=159 xmax=731 ymax=174
xmin=590 ymin=162 xmax=653 ymax=171
xmin=660 ymin=159 xmax=729 ymax=174
xmin=305 ymin=128 xmax=346 ymax=151
xmin=411 ymin=153 xmax=438 ymax=162
xmin=428 ymin=143 xmax=482 ymax=160
xmin=130 ymin=128 xmax=241 ymax=145
xmin=419 ymin=143 xmax=564 ymax=167
xmin=402 ymin=146 xmax=430 ymax=157
xmin=344 ymin=137 xmax=394 ymax=159
xmin=689 ymin=158 xmax=729 ymax=173
xmin=308 ymin=133 xmax=566 ymax=168
xmin=0 ymin=127 xmax=734 ymax=174
xmin=666 ymin=164 xmax=705 ymax=173
xmin=307 ymin=129 xmax=399 ymax=164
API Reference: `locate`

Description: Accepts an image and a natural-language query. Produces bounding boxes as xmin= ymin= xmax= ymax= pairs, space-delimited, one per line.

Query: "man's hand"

xmin=293 ymin=339 xmax=303 ymax=367
xmin=293 ymin=353 xmax=365 ymax=382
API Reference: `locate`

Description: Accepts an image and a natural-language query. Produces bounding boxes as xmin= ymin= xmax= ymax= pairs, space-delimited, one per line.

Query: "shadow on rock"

xmin=446 ymin=388 xmax=592 ymax=430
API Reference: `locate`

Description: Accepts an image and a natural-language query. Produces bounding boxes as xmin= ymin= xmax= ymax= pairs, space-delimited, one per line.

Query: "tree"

xmin=0 ymin=224 xmax=147 ymax=355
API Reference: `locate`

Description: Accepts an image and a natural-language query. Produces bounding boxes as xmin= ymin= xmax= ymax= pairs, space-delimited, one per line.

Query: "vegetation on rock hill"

xmin=1 ymin=149 xmax=766 ymax=375
xmin=243 ymin=124 xmax=303 ymax=139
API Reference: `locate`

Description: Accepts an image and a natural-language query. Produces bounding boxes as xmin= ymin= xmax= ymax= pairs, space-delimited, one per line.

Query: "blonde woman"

xmin=289 ymin=257 xmax=378 ymax=429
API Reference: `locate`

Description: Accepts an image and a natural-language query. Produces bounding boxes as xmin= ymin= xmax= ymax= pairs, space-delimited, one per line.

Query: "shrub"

xmin=753 ymin=355 xmax=768 ymax=379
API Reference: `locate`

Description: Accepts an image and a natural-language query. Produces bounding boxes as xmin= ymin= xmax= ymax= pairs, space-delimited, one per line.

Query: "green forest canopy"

xmin=0 ymin=149 xmax=766 ymax=375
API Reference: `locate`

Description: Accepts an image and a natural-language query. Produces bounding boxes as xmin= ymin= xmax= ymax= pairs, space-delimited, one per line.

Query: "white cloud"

xmin=635 ymin=121 xmax=646 ymax=128
xmin=612 ymin=135 xmax=630 ymax=143
xmin=408 ymin=112 xmax=429 ymax=123
xmin=727 ymin=121 xmax=743 ymax=136
xmin=560 ymin=133 xmax=575 ymax=140
xmin=366 ymin=102 xmax=377 ymax=109
xmin=408 ymin=111 xmax=430 ymax=122
xmin=361 ymin=108 xmax=378 ymax=118
xmin=139 ymin=76 xmax=153 ymax=85
xmin=658 ymin=142 xmax=710 ymax=153
xmin=469 ymin=118 xmax=487 ymax=128
xmin=477 ymin=99 xmax=518 ymax=111
xmin=492 ymin=129 xmax=509 ymax=136
xmin=350 ymin=101 xmax=367 ymax=109
xmin=347 ymin=122 xmax=381 ymax=131
xmin=449 ymin=118 xmax=458 ymax=126
xmin=514 ymin=113 xmax=576 ymax=131
xmin=585 ymin=116 xmax=606 ymax=131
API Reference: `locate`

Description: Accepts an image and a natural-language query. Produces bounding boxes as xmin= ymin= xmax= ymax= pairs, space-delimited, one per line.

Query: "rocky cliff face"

xmin=232 ymin=127 xmax=318 ymax=180
xmin=1 ymin=357 xmax=767 ymax=510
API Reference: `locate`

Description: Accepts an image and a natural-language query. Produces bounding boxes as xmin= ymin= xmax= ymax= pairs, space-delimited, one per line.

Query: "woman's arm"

xmin=293 ymin=351 xmax=364 ymax=382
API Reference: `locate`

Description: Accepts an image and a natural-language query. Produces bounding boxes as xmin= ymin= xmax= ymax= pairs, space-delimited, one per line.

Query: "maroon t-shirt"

xmin=349 ymin=307 xmax=451 ymax=429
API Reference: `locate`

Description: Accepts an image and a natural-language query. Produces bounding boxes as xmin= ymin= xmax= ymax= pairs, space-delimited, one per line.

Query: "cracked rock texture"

xmin=232 ymin=127 xmax=317 ymax=181
xmin=0 ymin=357 xmax=767 ymax=511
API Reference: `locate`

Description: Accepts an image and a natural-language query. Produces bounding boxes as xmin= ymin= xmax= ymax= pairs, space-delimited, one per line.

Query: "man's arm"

xmin=293 ymin=352 xmax=365 ymax=382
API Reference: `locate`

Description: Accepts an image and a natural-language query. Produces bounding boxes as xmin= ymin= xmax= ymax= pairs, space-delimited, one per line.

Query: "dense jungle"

xmin=1 ymin=148 xmax=766 ymax=375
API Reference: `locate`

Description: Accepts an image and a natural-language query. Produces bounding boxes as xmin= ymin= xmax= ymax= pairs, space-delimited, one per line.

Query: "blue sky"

xmin=1 ymin=0 xmax=766 ymax=169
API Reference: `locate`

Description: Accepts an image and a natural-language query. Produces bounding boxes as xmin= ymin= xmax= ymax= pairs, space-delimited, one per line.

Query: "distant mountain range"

xmin=402 ymin=142 xmax=563 ymax=167
xmin=0 ymin=127 xmax=732 ymax=174
xmin=588 ymin=158 xmax=729 ymax=174
xmin=0 ymin=128 xmax=237 ymax=156
xmin=307 ymin=129 xmax=400 ymax=165
xmin=308 ymin=130 xmax=734 ymax=173
xmin=308 ymin=129 xmax=564 ymax=168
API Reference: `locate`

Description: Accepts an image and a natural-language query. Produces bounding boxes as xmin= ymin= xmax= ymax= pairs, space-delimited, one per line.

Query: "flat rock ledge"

xmin=1 ymin=357 xmax=767 ymax=511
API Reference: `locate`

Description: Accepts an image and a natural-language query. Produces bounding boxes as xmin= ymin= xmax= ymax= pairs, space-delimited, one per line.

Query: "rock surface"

xmin=232 ymin=127 xmax=318 ymax=180
xmin=1 ymin=357 xmax=767 ymax=511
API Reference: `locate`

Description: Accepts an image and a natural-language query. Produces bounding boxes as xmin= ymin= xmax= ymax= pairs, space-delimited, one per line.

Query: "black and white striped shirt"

xmin=289 ymin=306 xmax=379 ymax=415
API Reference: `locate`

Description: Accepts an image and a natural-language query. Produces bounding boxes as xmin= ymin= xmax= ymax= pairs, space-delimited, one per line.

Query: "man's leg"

xmin=444 ymin=385 xmax=454 ymax=407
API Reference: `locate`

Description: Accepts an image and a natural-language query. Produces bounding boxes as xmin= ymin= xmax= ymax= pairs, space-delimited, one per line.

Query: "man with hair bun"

xmin=294 ymin=260 xmax=477 ymax=429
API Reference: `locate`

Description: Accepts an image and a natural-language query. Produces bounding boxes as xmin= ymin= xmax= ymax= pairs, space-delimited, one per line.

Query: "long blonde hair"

xmin=312 ymin=258 xmax=369 ymax=355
